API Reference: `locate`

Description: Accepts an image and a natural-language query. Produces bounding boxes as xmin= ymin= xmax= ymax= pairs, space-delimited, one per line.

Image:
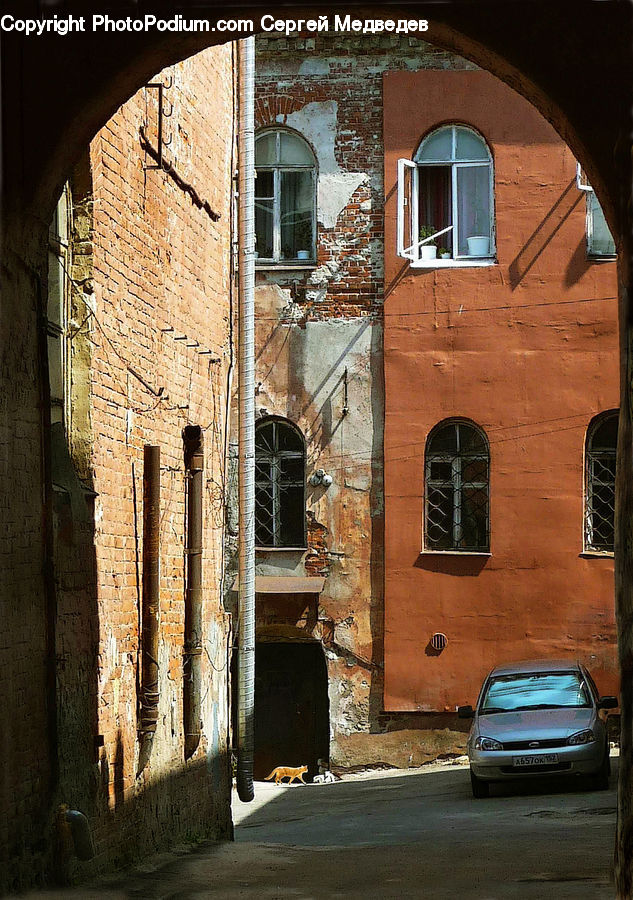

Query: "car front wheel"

xmin=470 ymin=768 xmax=490 ymax=798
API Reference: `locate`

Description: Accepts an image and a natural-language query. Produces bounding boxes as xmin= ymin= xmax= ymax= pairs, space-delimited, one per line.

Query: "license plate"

xmin=513 ymin=754 xmax=559 ymax=767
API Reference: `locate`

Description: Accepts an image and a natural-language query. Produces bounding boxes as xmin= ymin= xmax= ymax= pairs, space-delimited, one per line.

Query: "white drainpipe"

xmin=236 ymin=34 xmax=255 ymax=803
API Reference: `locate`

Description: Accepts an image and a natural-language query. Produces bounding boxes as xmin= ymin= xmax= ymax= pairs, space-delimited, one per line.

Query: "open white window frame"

xmin=397 ymin=158 xmax=418 ymax=260
xmin=397 ymin=156 xmax=496 ymax=269
xmin=576 ymin=163 xmax=616 ymax=260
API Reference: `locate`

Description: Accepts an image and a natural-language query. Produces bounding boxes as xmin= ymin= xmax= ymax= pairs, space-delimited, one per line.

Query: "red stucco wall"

xmin=383 ymin=70 xmax=619 ymax=712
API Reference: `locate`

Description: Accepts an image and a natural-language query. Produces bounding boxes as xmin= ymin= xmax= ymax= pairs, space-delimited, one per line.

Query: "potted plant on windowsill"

xmin=438 ymin=246 xmax=451 ymax=260
xmin=419 ymin=225 xmax=438 ymax=260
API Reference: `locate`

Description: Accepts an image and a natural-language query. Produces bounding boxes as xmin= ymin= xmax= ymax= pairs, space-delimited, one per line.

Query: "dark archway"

xmin=2 ymin=0 xmax=633 ymax=892
xmin=254 ymin=640 xmax=330 ymax=781
xmin=0 ymin=3 xmax=629 ymax=234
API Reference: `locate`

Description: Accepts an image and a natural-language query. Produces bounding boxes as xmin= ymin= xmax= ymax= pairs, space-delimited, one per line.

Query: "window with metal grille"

xmin=255 ymin=418 xmax=306 ymax=548
xmin=585 ymin=411 xmax=618 ymax=553
xmin=425 ymin=420 xmax=490 ymax=552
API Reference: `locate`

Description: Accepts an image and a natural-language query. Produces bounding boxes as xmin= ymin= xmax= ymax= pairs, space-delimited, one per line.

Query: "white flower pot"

xmin=296 ymin=249 xmax=311 ymax=260
xmin=467 ymin=236 xmax=490 ymax=257
xmin=420 ymin=244 xmax=437 ymax=260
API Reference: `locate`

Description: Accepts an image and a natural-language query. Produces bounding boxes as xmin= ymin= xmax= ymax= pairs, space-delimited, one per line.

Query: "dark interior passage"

xmin=254 ymin=641 xmax=329 ymax=781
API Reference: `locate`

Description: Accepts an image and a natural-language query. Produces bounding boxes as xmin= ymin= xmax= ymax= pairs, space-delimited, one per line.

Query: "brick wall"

xmin=52 ymin=45 xmax=235 ymax=880
xmin=255 ymin=36 xmax=476 ymax=322
xmin=0 ymin=252 xmax=51 ymax=891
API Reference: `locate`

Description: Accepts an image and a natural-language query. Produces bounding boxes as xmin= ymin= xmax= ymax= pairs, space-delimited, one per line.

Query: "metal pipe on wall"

xmin=236 ymin=34 xmax=256 ymax=803
xmin=183 ymin=425 xmax=204 ymax=759
xmin=137 ymin=444 xmax=160 ymax=774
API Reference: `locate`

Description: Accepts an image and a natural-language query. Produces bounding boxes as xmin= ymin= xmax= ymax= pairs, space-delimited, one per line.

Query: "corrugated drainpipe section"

xmin=237 ymin=34 xmax=256 ymax=802
xmin=137 ymin=445 xmax=160 ymax=774
xmin=183 ymin=425 xmax=204 ymax=759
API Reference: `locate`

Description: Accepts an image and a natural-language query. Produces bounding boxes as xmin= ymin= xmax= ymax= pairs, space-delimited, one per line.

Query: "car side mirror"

xmin=457 ymin=705 xmax=474 ymax=719
xmin=598 ymin=696 xmax=618 ymax=710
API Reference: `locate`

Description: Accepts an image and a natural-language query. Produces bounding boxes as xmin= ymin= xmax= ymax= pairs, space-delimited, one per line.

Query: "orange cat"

xmin=264 ymin=764 xmax=308 ymax=785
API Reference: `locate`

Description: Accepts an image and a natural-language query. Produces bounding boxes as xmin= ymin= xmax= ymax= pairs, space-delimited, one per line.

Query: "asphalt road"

xmin=30 ymin=758 xmax=617 ymax=899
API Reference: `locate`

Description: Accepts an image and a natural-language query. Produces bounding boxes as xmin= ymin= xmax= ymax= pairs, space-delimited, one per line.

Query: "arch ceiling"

xmin=1 ymin=1 xmax=630 ymax=237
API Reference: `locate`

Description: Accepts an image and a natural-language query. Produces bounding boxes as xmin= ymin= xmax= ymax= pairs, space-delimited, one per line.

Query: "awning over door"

xmin=254 ymin=576 xmax=325 ymax=594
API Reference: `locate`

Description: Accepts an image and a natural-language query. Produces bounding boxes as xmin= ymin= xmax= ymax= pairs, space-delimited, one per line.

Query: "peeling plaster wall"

xmin=253 ymin=35 xmax=477 ymax=765
xmin=254 ymin=283 xmax=383 ymax=761
xmin=282 ymin=101 xmax=368 ymax=230
xmin=254 ymin=35 xmax=478 ymax=765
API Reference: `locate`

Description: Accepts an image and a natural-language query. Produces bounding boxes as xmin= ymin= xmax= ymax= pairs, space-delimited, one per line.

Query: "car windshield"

xmin=480 ymin=671 xmax=591 ymax=713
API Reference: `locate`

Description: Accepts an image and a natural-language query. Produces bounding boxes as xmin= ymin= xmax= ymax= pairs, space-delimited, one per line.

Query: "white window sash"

xmin=273 ymin=168 xmax=281 ymax=260
xmin=576 ymin=162 xmax=592 ymax=192
xmin=401 ymin=136 xmax=494 ymax=263
xmin=397 ymin=158 xmax=418 ymax=260
xmin=453 ymin=161 xmax=493 ymax=258
xmin=587 ymin=190 xmax=616 ymax=257
xmin=576 ymin=163 xmax=615 ymax=258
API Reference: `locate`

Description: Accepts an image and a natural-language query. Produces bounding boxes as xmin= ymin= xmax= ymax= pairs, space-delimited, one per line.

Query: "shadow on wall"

xmin=78 ymin=750 xmax=231 ymax=883
xmin=50 ymin=422 xmax=231 ymax=887
xmin=508 ymin=179 xmax=584 ymax=289
xmin=49 ymin=419 xmax=100 ymax=888
xmin=414 ymin=553 xmax=489 ymax=576
xmin=47 ymin=358 xmax=232 ymax=889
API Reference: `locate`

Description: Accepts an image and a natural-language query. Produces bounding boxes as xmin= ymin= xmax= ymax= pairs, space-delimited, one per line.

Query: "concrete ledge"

xmin=332 ymin=728 xmax=468 ymax=770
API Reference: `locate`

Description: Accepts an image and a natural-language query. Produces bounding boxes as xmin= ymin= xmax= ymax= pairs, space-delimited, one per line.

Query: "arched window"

xmin=255 ymin=129 xmax=316 ymax=264
xmin=425 ymin=420 xmax=490 ymax=552
xmin=585 ymin=411 xmax=618 ymax=552
xmin=398 ymin=124 xmax=494 ymax=264
xmin=255 ymin=418 xmax=306 ymax=547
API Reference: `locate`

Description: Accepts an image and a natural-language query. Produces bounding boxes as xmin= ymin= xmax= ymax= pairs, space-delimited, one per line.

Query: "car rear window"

xmin=480 ymin=672 xmax=591 ymax=713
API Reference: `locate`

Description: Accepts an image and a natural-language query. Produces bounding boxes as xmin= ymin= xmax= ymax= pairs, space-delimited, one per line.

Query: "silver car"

xmin=458 ymin=659 xmax=618 ymax=798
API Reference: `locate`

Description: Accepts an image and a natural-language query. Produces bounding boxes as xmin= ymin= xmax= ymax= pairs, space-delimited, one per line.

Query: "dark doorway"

xmin=254 ymin=641 xmax=329 ymax=781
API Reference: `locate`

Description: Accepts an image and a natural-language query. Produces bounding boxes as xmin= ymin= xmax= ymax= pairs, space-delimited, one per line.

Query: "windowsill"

xmin=410 ymin=258 xmax=496 ymax=269
xmin=419 ymin=550 xmax=491 ymax=557
xmin=256 ymin=546 xmax=308 ymax=552
xmin=255 ymin=263 xmax=317 ymax=271
xmin=587 ymin=254 xmax=617 ymax=262
xmin=579 ymin=550 xmax=614 ymax=558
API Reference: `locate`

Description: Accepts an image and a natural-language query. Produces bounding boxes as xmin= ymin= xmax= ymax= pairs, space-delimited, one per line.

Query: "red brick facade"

xmin=51 ymin=46 xmax=235 ymax=883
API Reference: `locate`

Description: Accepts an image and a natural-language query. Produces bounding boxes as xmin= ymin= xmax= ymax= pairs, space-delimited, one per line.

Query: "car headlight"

xmin=474 ymin=736 xmax=503 ymax=751
xmin=567 ymin=729 xmax=595 ymax=746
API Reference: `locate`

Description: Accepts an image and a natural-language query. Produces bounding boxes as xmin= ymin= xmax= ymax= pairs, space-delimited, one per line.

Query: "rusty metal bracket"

xmin=144 ymin=83 xmax=166 ymax=170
